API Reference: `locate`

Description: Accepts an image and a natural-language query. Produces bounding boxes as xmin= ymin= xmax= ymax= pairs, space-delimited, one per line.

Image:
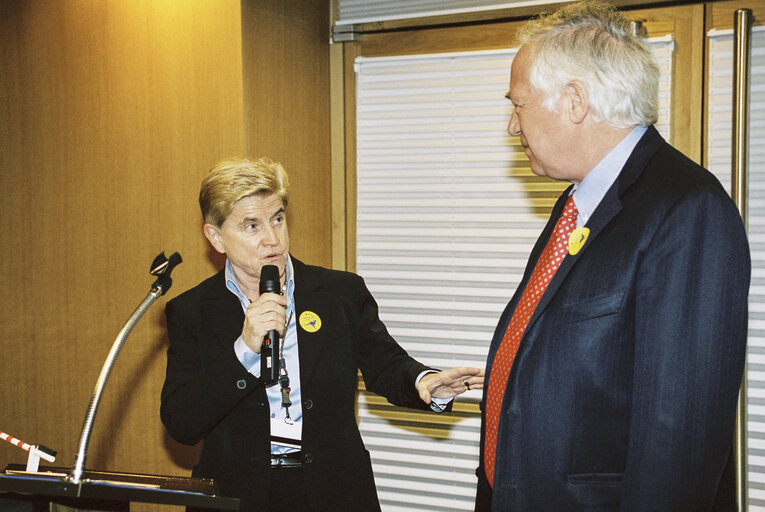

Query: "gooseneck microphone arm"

xmin=69 ymin=252 xmax=182 ymax=485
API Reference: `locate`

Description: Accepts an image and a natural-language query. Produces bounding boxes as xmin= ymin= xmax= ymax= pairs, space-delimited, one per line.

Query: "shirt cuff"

xmin=415 ymin=370 xmax=454 ymax=413
xmin=234 ymin=336 xmax=261 ymax=378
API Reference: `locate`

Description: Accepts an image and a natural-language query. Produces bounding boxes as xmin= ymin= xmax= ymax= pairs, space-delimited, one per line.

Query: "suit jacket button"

xmin=303 ymin=399 xmax=314 ymax=410
xmin=303 ymin=452 xmax=313 ymax=464
xmin=236 ymin=379 xmax=247 ymax=390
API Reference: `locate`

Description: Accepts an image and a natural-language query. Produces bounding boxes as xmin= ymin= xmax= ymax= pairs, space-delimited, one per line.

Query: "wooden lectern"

xmin=0 ymin=464 xmax=239 ymax=510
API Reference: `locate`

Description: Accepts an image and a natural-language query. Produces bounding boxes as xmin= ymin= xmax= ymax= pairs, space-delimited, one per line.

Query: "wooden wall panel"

xmin=710 ymin=0 xmax=765 ymax=30
xmin=0 ymin=0 xmax=333 ymax=508
xmin=241 ymin=0 xmax=332 ymax=268
xmin=0 ymin=0 xmax=245 ymax=509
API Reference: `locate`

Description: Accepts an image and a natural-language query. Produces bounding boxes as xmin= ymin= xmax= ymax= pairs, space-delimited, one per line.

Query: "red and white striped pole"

xmin=0 ymin=429 xmax=56 ymax=472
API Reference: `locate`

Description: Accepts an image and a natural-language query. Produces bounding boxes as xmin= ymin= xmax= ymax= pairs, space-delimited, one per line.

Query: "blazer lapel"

xmin=291 ymin=258 xmax=331 ymax=385
xmin=522 ymin=126 xmax=665 ymax=334
xmin=201 ymin=270 xmax=245 ymax=348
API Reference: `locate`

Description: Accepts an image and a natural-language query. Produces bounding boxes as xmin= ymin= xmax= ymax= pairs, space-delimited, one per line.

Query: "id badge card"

xmin=270 ymin=417 xmax=302 ymax=450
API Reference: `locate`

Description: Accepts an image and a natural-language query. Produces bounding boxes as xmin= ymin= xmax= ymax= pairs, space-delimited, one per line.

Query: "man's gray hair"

xmin=518 ymin=0 xmax=659 ymax=128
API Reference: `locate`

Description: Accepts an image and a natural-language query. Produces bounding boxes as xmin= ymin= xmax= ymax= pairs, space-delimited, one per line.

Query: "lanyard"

xmin=278 ymin=309 xmax=294 ymax=420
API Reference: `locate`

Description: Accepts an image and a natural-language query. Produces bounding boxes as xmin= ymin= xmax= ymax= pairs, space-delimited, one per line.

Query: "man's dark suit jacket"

xmin=475 ymin=126 xmax=750 ymax=511
xmin=161 ymin=257 xmax=432 ymax=512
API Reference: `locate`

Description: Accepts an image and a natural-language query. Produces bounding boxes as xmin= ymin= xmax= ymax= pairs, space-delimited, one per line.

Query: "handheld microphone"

xmin=259 ymin=264 xmax=281 ymax=387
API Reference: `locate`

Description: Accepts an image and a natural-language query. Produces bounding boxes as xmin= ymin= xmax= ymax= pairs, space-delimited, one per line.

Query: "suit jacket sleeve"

xmin=345 ymin=271 xmax=433 ymax=411
xmin=160 ymin=285 xmax=261 ymax=445
xmin=621 ymin=187 xmax=749 ymax=509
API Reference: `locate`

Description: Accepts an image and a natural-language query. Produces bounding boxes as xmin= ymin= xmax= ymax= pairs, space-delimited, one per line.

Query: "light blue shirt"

xmin=226 ymin=257 xmax=449 ymax=447
xmin=571 ymin=126 xmax=647 ymax=227
xmin=227 ymin=257 xmax=301 ymax=454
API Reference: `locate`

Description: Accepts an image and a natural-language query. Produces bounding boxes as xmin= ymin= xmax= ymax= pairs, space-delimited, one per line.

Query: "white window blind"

xmin=708 ymin=26 xmax=765 ymax=510
xmin=355 ymin=38 xmax=674 ymax=511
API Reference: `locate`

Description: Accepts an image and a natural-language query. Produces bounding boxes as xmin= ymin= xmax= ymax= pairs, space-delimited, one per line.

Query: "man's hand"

xmin=417 ymin=366 xmax=485 ymax=405
xmin=241 ymin=292 xmax=287 ymax=353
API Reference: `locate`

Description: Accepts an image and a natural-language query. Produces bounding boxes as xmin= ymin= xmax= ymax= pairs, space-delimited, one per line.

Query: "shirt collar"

xmin=225 ymin=256 xmax=294 ymax=309
xmin=571 ymin=125 xmax=647 ymax=227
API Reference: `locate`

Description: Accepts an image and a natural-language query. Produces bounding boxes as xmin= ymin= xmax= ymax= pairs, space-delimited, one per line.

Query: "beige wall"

xmin=242 ymin=1 xmax=332 ymax=264
xmin=0 ymin=1 xmax=330 ymax=509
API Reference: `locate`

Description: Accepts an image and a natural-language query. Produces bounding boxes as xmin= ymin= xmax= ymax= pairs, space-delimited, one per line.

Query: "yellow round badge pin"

xmin=299 ymin=311 xmax=322 ymax=333
xmin=568 ymin=227 xmax=590 ymax=255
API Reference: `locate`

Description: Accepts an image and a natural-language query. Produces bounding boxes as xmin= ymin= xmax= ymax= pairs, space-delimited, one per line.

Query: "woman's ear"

xmin=203 ymin=223 xmax=226 ymax=254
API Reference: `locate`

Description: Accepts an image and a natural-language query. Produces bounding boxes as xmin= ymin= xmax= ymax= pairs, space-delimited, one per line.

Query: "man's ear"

xmin=203 ymin=223 xmax=226 ymax=254
xmin=565 ymin=80 xmax=589 ymax=124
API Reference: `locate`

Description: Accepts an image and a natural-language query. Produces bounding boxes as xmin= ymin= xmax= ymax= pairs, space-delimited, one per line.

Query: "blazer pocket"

xmin=556 ymin=289 xmax=627 ymax=326
xmin=566 ymin=473 xmax=623 ymax=511
xmin=567 ymin=472 xmax=623 ymax=485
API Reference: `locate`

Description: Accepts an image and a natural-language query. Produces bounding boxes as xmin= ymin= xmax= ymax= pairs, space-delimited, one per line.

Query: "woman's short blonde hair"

xmin=199 ymin=157 xmax=291 ymax=227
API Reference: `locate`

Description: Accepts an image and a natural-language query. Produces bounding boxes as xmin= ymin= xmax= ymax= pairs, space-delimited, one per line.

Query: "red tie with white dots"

xmin=483 ymin=195 xmax=578 ymax=487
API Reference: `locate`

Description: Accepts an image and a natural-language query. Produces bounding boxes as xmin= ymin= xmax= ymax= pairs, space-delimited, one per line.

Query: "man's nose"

xmin=507 ymin=110 xmax=521 ymax=136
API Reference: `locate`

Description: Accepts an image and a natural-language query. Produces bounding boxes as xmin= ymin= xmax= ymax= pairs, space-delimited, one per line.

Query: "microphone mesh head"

xmin=259 ymin=265 xmax=280 ymax=294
